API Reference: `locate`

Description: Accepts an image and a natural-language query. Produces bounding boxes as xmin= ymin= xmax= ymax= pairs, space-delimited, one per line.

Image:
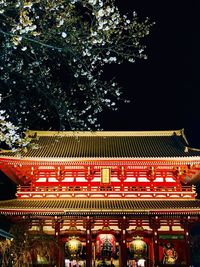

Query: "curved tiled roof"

xmin=1 ymin=129 xmax=200 ymax=159
xmin=0 ymin=198 xmax=200 ymax=216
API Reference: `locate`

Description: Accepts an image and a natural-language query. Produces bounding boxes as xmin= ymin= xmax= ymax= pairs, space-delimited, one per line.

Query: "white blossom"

xmin=61 ymin=32 xmax=67 ymax=38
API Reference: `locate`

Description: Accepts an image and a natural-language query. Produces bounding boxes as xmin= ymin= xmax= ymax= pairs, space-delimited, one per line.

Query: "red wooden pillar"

xmin=54 ymin=218 xmax=63 ymax=267
xmin=118 ymin=216 xmax=129 ymax=267
xmin=84 ymin=216 xmax=93 ymax=267
xmin=181 ymin=217 xmax=192 ymax=267
xmin=149 ymin=216 xmax=160 ymax=267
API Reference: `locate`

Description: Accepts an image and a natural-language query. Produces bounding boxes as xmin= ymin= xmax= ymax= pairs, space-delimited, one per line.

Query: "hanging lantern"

xmin=96 ymin=233 xmax=116 ymax=259
xmin=129 ymin=237 xmax=147 ymax=258
xmin=65 ymin=236 xmax=83 ymax=259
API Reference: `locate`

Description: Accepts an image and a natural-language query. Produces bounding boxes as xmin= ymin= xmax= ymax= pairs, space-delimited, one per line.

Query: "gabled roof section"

xmin=1 ymin=129 xmax=200 ymax=159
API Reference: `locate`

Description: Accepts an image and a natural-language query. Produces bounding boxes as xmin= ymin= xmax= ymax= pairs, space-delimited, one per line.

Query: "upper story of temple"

xmin=0 ymin=129 xmax=200 ymax=199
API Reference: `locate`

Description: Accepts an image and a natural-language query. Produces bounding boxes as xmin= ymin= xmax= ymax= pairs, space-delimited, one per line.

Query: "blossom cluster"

xmin=0 ymin=0 xmax=153 ymax=146
xmin=0 ymin=95 xmax=30 ymax=150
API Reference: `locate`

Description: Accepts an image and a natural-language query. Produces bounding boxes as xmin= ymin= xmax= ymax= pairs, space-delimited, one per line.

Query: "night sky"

xmin=99 ymin=1 xmax=200 ymax=149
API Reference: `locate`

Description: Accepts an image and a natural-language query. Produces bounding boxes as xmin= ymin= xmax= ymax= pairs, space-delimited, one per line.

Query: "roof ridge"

xmin=26 ymin=129 xmax=183 ymax=137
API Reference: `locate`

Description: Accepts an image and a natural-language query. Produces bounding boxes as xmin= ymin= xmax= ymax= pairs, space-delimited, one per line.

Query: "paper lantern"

xmin=96 ymin=233 xmax=116 ymax=259
xmin=129 ymin=238 xmax=147 ymax=257
xmin=65 ymin=237 xmax=83 ymax=258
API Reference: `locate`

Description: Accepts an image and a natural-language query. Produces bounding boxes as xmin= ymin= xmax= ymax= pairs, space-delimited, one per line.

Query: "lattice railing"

xmin=16 ymin=184 xmax=196 ymax=199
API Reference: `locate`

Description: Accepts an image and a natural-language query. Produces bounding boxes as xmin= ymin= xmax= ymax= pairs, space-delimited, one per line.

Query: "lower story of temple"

xmin=1 ymin=214 xmax=200 ymax=267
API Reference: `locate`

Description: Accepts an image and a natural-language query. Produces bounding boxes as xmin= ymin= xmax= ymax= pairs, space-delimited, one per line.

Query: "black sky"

xmin=99 ymin=1 xmax=200 ymax=148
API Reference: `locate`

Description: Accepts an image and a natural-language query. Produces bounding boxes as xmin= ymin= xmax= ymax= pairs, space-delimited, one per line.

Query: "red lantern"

xmin=96 ymin=234 xmax=116 ymax=259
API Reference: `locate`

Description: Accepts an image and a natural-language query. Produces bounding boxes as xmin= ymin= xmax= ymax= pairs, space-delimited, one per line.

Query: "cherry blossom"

xmin=0 ymin=0 xmax=153 ymax=148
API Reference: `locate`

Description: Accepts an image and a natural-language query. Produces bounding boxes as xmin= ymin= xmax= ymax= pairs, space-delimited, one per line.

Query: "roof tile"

xmin=0 ymin=199 xmax=200 ymax=215
xmin=1 ymin=130 xmax=200 ymax=159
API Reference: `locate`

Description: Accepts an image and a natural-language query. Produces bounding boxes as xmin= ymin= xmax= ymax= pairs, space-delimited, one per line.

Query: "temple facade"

xmin=0 ymin=129 xmax=200 ymax=267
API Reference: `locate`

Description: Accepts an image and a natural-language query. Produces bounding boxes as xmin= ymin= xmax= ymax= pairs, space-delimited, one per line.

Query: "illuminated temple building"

xmin=0 ymin=129 xmax=200 ymax=267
